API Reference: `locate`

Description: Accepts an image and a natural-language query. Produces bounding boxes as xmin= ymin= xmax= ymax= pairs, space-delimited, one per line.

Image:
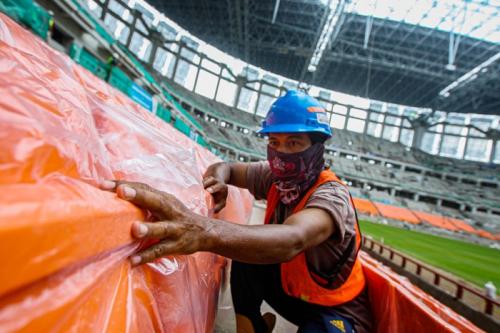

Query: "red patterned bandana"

xmin=267 ymin=143 xmax=325 ymax=206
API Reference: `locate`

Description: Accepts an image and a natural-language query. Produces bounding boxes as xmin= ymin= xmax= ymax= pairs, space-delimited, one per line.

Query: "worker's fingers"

xmin=213 ymin=200 xmax=226 ymax=213
xmin=131 ymin=221 xmax=180 ymax=239
xmin=214 ymin=198 xmax=226 ymax=213
xmin=202 ymin=176 xmax=218 ymax=189
xmin=206 ymin=182 xmax=226 ymax=194
xmin=115 ymin=180 xmax=159 ymax=193
xmin=130 ymin=240 xmax=180 ymax=266
xmin=116 ymin=183 xmax=165 ymax=213
xmin=99 ymin=180 xmax=117 ymax=191
xmin=202 ymin=164 xmax=218 ymax=179
xmin=99 ymin=180 xmax=159 ymax=194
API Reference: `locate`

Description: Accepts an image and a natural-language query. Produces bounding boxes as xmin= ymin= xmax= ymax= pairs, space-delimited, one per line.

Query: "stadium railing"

xmin=363 ymin=238 xmax=500 ymax=317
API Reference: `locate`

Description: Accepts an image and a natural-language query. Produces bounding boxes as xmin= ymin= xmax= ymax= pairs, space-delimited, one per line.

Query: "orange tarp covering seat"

xmin=412 ymin=211 xmax=459 ymax=231
xmin=447 ymin=217 xmax=478 ymax=234
xmin=352 ymin=197 xmax=379 ymax=216
xmin=477 ymin=230 xmax=495 ymax=240
xmin=440 ymin=217 xmax=461 ymax=231
xmin=0 ymin=13 xmax=253 ymax=332
xmin=373 ymin=202 xmax=421 ymax=224
xmin=353 ymin=199 xmax=482 ymax=236
xmin=361 ymin=253 xmax=481 ymax=333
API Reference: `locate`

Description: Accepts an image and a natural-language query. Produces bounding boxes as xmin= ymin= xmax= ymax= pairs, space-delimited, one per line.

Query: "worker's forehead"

xmin=268 ymin=133 xmax=309 ymax=140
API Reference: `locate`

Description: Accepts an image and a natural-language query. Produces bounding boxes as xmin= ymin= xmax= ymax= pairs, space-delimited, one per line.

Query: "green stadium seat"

xmin=69 ymin=43 xmax=110 ymax=80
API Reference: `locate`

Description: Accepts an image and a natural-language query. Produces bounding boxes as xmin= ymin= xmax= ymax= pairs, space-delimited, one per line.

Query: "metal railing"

xmin=362 ymin=237 xmax=499 ymax=316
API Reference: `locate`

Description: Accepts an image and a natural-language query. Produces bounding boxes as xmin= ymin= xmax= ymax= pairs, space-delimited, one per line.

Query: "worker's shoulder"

xmin=316 ymin=179 xmax=350 ymax=192
xmin=310 ymin=180 xmax=351 ymax=202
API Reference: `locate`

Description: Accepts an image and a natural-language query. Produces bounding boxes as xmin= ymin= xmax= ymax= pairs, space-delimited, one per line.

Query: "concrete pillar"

xmin=411 ymin=123 xmax=428 ymax=150
xmin=489 ymin=139 xmax=497 ymax=163
xmin=234 ymin=78 xmax=244 ymax=110
xmin=436 ymin=198 xmax=443 ymax=207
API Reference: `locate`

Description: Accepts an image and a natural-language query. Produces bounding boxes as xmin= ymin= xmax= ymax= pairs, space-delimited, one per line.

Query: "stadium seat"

xmin=352 ymin=198 xmax=380 ymax=216
xmin=373 ymin=203 xmax=421 ymax=224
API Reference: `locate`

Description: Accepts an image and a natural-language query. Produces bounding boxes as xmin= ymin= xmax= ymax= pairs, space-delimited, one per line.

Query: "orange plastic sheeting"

xmin=361 ymin=252 xmax=482 ymax=333
xmin=477 ymin=230 xmax=495 ymax=240
xmin=447 ymin=217 xmax=477 ymax=234
xmin=412 ymin=211 xmax=459 ymax=231
xmin=373 ymin=202 xmax=421 ymax=224
xmin=0 ymin=13 xmax=253 ymax=332
xmin=352 ymin=197 xmax=379 ymax=216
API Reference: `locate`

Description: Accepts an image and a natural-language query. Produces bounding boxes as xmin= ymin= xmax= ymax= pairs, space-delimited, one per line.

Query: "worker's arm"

xmin=101 ymin=180 xmax=334 ymax=265
xmin=207 ymin=207 xmax=333 ymax=264
xmin=202 ymin=162 xmax=249 ymax=212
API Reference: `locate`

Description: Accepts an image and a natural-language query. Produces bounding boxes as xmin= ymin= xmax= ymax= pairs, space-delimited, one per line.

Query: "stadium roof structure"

xmin=146 ymin=0 xmax=500 ymax=115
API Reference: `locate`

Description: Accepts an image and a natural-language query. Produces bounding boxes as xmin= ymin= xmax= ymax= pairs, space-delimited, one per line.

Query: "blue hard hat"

xmin=258 ymin=90 xmax=332 ymax=138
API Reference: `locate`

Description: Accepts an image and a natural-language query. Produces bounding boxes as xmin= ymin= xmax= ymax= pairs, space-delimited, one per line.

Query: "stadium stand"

xmin=3 ymin=0 xmax=496 ymax=242
xmin=373 ymin=203 xmax=421 ymax=225
xmin=352 ymin=198 xmax=380 ymax=217
xmin=160 ymin=79 xmax=499 ymax=241
xmin=167 ymin=80 xmax=261 ymax=129
xmin=412 ymin=211 xmax=459 ymax=232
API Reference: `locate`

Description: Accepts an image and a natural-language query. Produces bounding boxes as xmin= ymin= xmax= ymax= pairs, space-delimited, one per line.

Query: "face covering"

xmin=267 ymin=142 xmax=325 ymax=206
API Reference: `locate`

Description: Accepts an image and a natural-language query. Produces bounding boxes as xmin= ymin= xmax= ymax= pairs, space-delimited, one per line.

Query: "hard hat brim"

xmin=257 ymin=124 xmax=332 ymax=137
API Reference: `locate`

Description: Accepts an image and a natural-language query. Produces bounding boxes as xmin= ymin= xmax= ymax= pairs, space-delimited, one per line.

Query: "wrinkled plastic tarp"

xmin=361 ymin=253 xmax=483 ymax=333
xmin=0 ymin=13 xmax=253 ymax=332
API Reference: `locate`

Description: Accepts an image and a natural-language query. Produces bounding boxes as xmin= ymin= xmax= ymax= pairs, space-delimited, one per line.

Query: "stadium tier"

xmin=5 ymin=0 xmax=496 ymax=241
xmin=163 ymin=78 xmax=500 ymax=239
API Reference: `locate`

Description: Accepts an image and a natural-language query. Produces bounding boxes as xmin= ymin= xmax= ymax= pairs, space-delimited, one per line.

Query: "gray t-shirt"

xmin=246 ymin=161 xmax=372 ymax=333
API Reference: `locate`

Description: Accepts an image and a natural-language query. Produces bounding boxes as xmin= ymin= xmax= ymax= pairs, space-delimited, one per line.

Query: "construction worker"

xmin=101 ymin=90 xmax=372 ymax=333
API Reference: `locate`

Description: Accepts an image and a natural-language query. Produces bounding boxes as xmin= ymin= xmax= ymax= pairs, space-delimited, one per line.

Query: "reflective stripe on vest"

xmin=264 ymin=169 xmax=365 ymax=306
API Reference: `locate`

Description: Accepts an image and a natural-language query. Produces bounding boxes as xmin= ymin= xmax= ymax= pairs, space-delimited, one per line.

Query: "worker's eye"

xmin=268 ymin=141 xmax=279 ymax=148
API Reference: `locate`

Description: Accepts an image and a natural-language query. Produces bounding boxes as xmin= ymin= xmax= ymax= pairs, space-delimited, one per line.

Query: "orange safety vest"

xmin=264 ymin=169 xmax=365 ymax=306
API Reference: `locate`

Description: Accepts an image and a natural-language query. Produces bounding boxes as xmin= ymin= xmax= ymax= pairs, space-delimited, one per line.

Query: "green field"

xmin=359 ymin=220 xmax=500 ymax=289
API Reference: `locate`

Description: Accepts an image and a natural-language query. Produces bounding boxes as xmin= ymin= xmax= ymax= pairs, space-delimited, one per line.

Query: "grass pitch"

xmin=359 ymin=220 xmax=500 ymax=289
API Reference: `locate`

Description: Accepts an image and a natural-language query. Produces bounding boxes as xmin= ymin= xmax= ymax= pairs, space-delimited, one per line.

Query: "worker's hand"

xmin=100 ymin=180 xmax=212 ymax=265
xmin=203 ymin=163 xmax=230 ymax=213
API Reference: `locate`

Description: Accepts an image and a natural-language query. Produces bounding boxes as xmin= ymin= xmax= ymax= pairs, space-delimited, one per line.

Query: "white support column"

xmin=363 ymin=15 xmax=373 ymax=49
xmin=271 ymin=0 xmax=281 ymax=24
xmin=446 ymin=31 xmax=460 ymax=71
xmin=489 ymin=139 xmax=497 ymax=163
